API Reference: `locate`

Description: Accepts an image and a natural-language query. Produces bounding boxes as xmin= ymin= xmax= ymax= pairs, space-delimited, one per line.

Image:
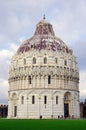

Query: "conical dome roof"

xmin=34 ymin=18 xmax=55 ymax=36
xmin=17 ymin=18 xmax=72 ymax=54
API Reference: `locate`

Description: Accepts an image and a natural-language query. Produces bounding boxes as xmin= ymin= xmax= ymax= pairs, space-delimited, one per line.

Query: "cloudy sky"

xmin=0 ymin=0 xmax=86 ymax=104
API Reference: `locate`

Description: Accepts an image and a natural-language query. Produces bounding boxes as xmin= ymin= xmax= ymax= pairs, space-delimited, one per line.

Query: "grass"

xmin=0 ymin=119 xmax=86 ymax=130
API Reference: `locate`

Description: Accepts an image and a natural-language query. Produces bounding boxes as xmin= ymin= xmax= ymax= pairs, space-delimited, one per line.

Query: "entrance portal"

xmin=64 ymin=103 xmax=69 ymax=117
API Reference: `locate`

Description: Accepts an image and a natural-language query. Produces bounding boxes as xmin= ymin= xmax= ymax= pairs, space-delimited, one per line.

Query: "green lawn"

xmin=0 ymin=119 xmax=86 ymax=130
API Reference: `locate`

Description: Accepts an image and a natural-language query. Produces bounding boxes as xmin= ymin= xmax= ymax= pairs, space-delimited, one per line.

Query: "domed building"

xmin=8 ymin=17 xmax=80 ymax=119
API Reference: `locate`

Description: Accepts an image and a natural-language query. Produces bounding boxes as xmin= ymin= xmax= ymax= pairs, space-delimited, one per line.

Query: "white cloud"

xmin=10 ymin=43 xmax=19 ymax=52
xmin=0 ymin=0 xmax=56 ymax=45
xmin=0 ymin=43 xmax=19 ymax=60
xmin=0 ymin=49 xmax=13 ymax=60
xmin=0 ymin=0 xmax=86 ymax=46
xmin=0 ymin=49 xmax=12 ymax=79
xmin=51 ymin=0 xmax=86 ymax=45
xmin=0 ymin=78 xmax=8 ymax=104
xmin=71 ymin=42 xmax=86 ymax=71
xmin=0 ymin=43 xmax=18 ymax=80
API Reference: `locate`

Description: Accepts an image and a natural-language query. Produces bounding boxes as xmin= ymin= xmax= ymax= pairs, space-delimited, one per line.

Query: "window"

xmin=24 ymin=58 xmax=26 ymax=64
xmin=48 ymin=75 xmax=51 ymax=84
xmin=56 ymin=96 xmax=58 ymax=104
xmin=44 ymin=96 xmax=47 ymax=104
xmin=64 ymin=60 xmax=67 ymax=66
xmin=64 ymin=95 xmax=68 ymax=100
xmin=44 ymin=57 xmax=47 ymax=64
xmin=55 ymin=58 xmax=58 ymax=64
xmin=21 ymin=96 xmax=24 ymax=104
xmin=29 ymin=76 xmax=31 ymax=84
xmin=32 ymin=96 xmax=35 ymax=104
xmin=14 ymin=106 xmax=17 ymax=117
xmin=33 ymin=57 xmax=36 ymax=64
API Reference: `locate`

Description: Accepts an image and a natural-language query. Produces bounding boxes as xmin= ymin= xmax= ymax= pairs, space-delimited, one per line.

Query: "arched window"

xmin=14 ymin=106 xmax=17 ymax=117
xmin=24 ymin=58 xmax=26 ymax=64
xmin=55 ymin=58 xmax=58 ymax=64
xmin=32 ymin=96 xmax=35 ymax=104
xmin=44 ymin=96 xmax=47 ymax=104
xmin=64 ymin=60 xmax=67 ymax=66
xmin=33 ymin=57 xmax=36 ymax=64
xmin=29 ymin=76 xmax=31 ymax=84
xmin=44 ymin=57 xmax=47 ymax=64
xmin=21 ymin=96 xmax=24 ymax=104
xmin=56 ymin=96 xmax=58 ymax=104
xmin=48 ymin=75 xmax=51 ymax=84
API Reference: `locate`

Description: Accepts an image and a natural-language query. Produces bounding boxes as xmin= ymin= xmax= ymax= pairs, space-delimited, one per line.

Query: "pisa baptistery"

xmin=8 ymin=17 xmax=80 ymax=119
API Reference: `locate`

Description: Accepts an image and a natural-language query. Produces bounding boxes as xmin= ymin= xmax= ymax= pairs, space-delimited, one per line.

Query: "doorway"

xmin=64 ymin=103 xmax=69 ymax=117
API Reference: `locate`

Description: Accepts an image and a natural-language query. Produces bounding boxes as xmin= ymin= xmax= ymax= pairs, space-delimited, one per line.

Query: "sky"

xmin=0 ymin=0 xmax=86 ymax=104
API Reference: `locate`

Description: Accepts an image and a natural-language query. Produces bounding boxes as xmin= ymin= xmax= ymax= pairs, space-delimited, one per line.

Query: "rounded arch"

xmin=52 ymin=91 xmax=61 ymax=96
xmin=40 ymin=90 xmax=51 ymax=95
xmin=27 ymin=90 xmax=38 ymax=97
xmin=18 ymin=91 xmax=27 ymax=100
xmin=18 ymin=91 xmax=26 ymax=96
xmin=11 ymin=93 xmax=17 ymax=100
xmin=64 ymin=92 xmax=72 ymax=101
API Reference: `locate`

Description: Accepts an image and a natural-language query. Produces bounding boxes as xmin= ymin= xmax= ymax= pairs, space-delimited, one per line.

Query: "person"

xmin=58 ymin=115 xmax=60 ymax=119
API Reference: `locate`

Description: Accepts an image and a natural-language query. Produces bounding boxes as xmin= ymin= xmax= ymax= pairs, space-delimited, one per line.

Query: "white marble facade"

xmin=8 ymin=18 xmax=80 ymax=119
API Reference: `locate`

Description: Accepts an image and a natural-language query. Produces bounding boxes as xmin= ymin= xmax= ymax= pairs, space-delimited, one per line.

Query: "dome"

xmin=17 ymin=18 xmax=72 ymax=55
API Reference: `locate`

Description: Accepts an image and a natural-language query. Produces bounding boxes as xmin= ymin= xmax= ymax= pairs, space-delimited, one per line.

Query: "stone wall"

xmin=8 ymin=89 xmax=80 ymax=119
